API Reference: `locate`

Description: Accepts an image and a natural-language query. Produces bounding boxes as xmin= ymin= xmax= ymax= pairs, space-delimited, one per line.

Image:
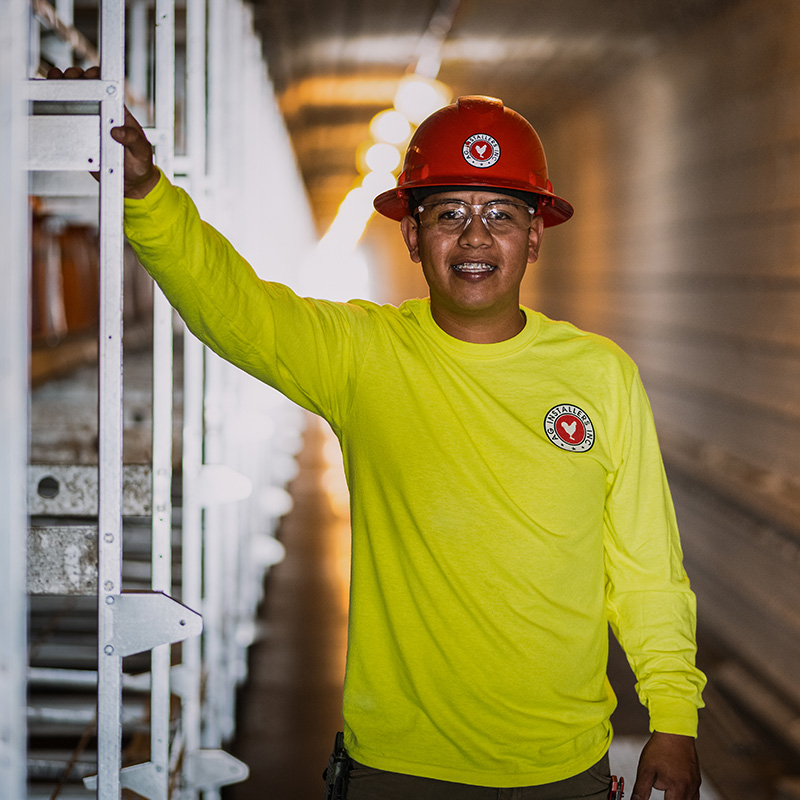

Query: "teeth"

xmin=452 ymin=262 xmax=495 ymax=273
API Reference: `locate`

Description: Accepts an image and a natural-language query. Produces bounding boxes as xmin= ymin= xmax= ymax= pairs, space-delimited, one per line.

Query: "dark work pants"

xmin=345 ymin=753 xmax=612 ymax=800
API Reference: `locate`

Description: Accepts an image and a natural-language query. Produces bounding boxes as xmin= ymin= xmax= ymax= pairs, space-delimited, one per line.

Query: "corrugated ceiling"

xmin=250 ymin=0 xmax=741 ymax=227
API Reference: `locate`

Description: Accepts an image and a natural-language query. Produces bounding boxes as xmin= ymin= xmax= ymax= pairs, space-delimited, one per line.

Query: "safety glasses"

xmin=415 ymin=199 xmax=537 ymax=235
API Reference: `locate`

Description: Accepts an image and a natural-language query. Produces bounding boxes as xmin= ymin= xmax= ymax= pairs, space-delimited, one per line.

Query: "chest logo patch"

xmin=463 ymin=133 xmax=500 ymax=168
xmin=544 ymin=404 xmax=595 ymax=452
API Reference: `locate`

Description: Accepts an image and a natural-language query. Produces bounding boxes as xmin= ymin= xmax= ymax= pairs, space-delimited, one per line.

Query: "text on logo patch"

xmin=463 ymin=133 xmax=501 ymax=168
xmin=544 ymin=404 xmax=595 ymax=452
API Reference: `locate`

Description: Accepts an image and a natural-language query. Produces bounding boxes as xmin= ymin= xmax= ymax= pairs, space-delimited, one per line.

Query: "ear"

xmin=527 ymin=215 xmax=545 ymax=264
xmin=400 ymin=215 xmax=422 ymax=264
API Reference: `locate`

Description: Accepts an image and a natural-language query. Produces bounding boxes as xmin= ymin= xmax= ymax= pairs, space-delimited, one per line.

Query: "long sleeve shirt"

xmin=124 ymin=173 xmax=705 ymax=788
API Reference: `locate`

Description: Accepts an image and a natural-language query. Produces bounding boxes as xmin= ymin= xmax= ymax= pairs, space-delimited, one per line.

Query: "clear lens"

xmin=417 ymin=200 xmax=534 ymax=234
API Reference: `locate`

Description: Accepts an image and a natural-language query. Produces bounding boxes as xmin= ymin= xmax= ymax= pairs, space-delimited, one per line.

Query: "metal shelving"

xmin=11 ymin=0 xmax=316 ymax=796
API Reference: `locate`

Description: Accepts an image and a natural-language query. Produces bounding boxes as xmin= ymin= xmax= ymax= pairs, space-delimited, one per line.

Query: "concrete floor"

xmin=227 ymin=416 xmax=350 ymax=800
xmin=226 ymin=414 xmax=720 ymax=799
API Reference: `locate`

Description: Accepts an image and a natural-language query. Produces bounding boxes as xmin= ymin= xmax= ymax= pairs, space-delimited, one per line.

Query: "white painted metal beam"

xmin=0 ymin=0 xmax=30 ymax=794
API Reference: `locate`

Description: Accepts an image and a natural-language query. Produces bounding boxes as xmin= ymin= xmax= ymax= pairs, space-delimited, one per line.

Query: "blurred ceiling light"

xmin=441 ymin=35 xmax=654 ymax=63
xmin=369 ymin=109 xmax=412 ymax=145
xmin=318 ymin=186 xmax=374 ymax=253
xmin=279 ymin=75 xmax=401 ymax=116
xmin=306 ymin=227 xmax=372 ymax=303
xmin=316 ymin=168 xmax=396 ymax=260
xmin=364 ymin=142 xmax=401 ymax=173
xmin=393 ymin=75 xmax=451 ymax=125
xmin=361 ymin=169 xmax=397 ymax=199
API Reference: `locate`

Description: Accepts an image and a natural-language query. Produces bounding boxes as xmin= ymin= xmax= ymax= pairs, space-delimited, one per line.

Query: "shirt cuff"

xmin=648 ymin=696 xmax=700 ymax=738
xmin=123 ymin=169 xmax=183 ymax=237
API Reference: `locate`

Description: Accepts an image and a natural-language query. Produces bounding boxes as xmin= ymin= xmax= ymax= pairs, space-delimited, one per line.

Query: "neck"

xmin=431 ymin=305 xmax=526 ymax=344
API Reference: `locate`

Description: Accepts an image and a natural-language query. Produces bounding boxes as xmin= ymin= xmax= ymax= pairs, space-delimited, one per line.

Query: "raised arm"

xmin=46 ymin=66 xmax=370 ymax=428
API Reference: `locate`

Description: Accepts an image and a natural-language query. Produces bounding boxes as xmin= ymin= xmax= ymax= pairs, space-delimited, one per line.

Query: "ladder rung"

xmin=29 ymin=464 xmax=152 ymax=517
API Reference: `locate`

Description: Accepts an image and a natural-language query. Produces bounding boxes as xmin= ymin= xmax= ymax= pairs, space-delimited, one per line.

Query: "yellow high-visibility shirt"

xmin=125 ymin=174 xmax=705 ymax=788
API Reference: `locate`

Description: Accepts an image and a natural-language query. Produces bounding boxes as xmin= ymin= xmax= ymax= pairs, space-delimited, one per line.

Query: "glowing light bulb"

xmin=364 ymin=142 xmax=401 ymax=173
xmin=362 ymin=170 xmax=396 ymax=198
xmin=393 ymin=76 xmax=451 ymax=125
xmin=369 ymin=109 xmax=412 ymax=145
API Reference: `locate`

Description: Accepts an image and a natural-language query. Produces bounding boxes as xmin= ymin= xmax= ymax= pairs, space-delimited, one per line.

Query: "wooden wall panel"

xmin=524 ymin=0 xmax=800 ymax=731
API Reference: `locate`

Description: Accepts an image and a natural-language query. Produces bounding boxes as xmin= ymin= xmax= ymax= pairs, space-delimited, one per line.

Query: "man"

xmin=52 ymin=69 xmax=705 ymax=799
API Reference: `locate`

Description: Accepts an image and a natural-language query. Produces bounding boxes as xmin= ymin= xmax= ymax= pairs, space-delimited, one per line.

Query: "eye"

xmin=484 ymin=207 xmax=513 ymax=222
xmin=438 ymin=204 xmax=469 ymax=221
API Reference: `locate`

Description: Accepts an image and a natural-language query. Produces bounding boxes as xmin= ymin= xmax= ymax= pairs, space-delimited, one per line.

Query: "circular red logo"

xmin=544 ymin=405 xmax=595 ymax=452
xmin=556 ymin=413 xmax=585 ymax=443
xmin=463 ymin=133 xmax=500 ymax=168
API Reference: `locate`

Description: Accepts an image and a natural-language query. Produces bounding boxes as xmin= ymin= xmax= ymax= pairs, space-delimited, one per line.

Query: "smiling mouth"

xmin=452 ymin=262 xmax=496 ymax=274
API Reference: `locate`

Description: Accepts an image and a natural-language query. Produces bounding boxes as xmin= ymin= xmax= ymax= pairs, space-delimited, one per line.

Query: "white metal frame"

xmin=21 ymin=0 xmax=316 ymax=795
xmin=0 ymin=0 xmax=29 ymax=798
xmin=148 ymin=0 xmax=176 ymax=792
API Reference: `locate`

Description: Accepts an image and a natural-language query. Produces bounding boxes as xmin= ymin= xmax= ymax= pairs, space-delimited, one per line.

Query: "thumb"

xmin=109 ymin=125 xmax=136 ymax=145
xmin=109 ymin=107 xmax=151 ymax=152
xmin=109 ymin=123 xmax=154 ymax=165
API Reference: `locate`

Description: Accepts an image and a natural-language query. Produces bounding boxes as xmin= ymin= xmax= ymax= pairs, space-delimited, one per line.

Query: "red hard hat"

xmin=373 ymin=95 xmax=574 ymax=228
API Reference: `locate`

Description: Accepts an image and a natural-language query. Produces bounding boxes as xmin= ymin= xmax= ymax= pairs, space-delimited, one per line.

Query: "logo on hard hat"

xmin=463 ymin=133 xmax=500 ymax=168
xmin=544 ymin=404 xmax=595 ymax=453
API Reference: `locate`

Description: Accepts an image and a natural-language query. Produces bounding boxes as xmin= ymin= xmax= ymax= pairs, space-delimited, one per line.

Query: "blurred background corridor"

xmin=3 ymin=0 xmax=800 ymax=798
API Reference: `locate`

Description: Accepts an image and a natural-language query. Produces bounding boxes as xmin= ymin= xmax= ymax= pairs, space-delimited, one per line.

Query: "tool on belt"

xmin=323 ymin=731 xmax=350 ymax=800
xmin=609 ymin=774 xmax=624 ymax=800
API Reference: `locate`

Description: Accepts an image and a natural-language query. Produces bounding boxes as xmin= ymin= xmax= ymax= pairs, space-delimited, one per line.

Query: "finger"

xmin=61 ymin=66 xmax=87 ymax=79
xmin=46 ymin=65 xmax=99 ymax=80
xmin=661 ymin=782 xmax=700 ymax=800
xmin=630 ymin=774 xmax=654 ymax=800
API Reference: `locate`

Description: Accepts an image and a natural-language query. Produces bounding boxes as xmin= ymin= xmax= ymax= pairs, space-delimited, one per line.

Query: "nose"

xmin=458 ymin=212 xmax=493 ymax=246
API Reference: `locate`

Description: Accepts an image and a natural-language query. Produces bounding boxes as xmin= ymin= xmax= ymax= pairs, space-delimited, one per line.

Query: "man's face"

xmin=400 ymin=189 xmax=544 ymax=337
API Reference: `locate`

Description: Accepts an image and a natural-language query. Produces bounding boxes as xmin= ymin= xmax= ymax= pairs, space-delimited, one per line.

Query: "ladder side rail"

xmin=202 ymin=0 xmax=246 ymax=761
xmin=181 ymin=331 xmax=205 ymax=800
xmin=197 ymin=0 xmax=228 ymax=786
xmin=0 ymin=0 xmax=30 ymax=796
xmin=95 ymin=0 xmax=126 ymax=794
xmin=223 ymin=10 xmax=254 ymax=737
xmin=180 ymin=334 xmax=204 ymax=800
xmin=150 ymin=0 xmax=177 ymax=790
xmin=180 ymin=1 xmax=209 ymax=797
xmin=201 ymin=352 xmax=226 ymax=768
